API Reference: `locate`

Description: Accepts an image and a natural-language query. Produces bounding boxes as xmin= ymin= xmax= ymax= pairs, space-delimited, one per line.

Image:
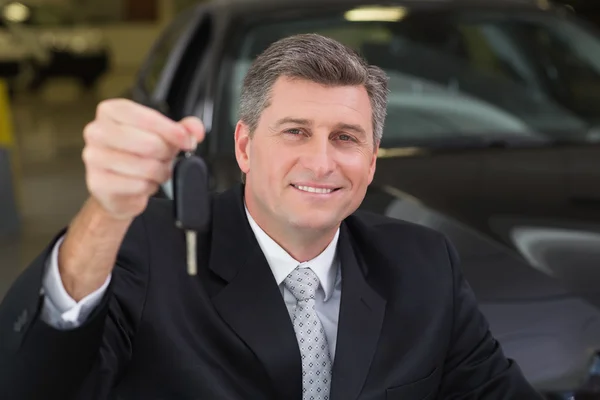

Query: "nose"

xmin=299 ymin=134 xmax=336 ymax=179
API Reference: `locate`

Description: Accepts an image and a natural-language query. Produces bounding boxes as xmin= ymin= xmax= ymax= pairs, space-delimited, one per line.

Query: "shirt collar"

xmin=244 ymin=205 xmax=339 ymax=301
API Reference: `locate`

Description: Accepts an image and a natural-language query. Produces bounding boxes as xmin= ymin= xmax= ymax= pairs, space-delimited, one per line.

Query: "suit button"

xmin=13 ymin=309 xmax=28 ymax=332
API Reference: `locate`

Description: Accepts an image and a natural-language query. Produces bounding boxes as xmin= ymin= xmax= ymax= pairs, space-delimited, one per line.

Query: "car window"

xmin=223 ymin=7 xmax=600 ymax=148
xmin=139 ymin=10 xmax=195 ymax=97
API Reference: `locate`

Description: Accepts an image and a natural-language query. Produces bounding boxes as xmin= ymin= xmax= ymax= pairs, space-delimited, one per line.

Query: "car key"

xmin=173 ymin=143 xmax=211 ymax=276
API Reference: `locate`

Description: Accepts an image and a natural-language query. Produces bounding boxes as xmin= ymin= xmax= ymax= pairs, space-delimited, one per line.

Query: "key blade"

xmin=186 ymin=230 xmax=198 ymax=276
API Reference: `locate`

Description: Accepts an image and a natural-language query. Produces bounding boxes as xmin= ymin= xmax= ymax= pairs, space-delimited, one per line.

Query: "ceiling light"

xmin=3 ymin=2 xmax=30 ymax=23
xmin=344 ymin=6 xmax=408 ymax=22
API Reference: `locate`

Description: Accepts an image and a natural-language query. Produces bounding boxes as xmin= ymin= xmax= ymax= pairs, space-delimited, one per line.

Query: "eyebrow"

xmin=334 ymin=123 xmax=367 ymax=138
xmin=273 ymin=117 xmax=312 ymax=128
xmin=273 ymin=118 xmax=368 ymax=137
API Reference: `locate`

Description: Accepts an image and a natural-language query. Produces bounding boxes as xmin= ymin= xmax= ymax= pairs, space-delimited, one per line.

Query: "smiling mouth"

xmin=291 ymin=184 xmax=341 ymax=194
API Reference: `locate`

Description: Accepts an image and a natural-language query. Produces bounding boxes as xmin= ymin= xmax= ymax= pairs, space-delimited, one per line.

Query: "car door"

xmin=131 ymin=4 xmax=213 ymax=120
xmin=130 ymin=4 xmax=216 ymax=198
xmin=558 ymin=143 xmax=600 ymax=296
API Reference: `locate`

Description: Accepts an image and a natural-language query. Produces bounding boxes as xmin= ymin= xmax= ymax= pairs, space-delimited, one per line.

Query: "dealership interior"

xmin=0 ymin=0 xmax=195 ymax=294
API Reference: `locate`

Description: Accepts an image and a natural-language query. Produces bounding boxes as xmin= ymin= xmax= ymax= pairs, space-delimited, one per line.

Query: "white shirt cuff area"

xmin=40 ymin=235 xmax=112 ymax=330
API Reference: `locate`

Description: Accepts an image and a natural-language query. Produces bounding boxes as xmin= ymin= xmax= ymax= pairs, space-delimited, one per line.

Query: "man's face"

xmin=235 ymin=76 xmax=378 ymax=235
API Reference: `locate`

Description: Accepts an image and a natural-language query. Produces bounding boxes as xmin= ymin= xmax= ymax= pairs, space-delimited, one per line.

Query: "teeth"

xmin=295 ymin=185 xmax=334 ymax=194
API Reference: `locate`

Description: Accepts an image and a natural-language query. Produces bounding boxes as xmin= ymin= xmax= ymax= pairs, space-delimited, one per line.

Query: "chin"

xmin=286 ymin=210 xmax=342 ymax=232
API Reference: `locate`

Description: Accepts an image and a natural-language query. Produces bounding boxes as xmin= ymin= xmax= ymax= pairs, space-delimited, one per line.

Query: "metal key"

xmin=173 ymin=144 xmax=211 ymax=276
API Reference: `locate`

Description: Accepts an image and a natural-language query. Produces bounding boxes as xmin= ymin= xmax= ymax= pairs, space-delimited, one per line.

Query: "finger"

xmin=83 ymin=146 xmax=173 ymax=184
xmin=179 ymin=116 xmax=206 ymax=146
xmin=96 ymin=99 xmax=190 ymax=150
xmin=88 ymin=169 xmax=159 ymax=198
xmin=84 ymin=120 xmax=180 ymax=161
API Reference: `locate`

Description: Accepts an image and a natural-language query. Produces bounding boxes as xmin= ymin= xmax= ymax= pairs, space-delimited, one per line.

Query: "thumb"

xmin=179 ymin=116 xmax=206 ymax=147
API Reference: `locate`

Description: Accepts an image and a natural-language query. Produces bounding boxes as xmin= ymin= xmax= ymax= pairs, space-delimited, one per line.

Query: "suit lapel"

xmin=208 ymin=185 xmax=302 ymax=400
xmin=330 ymin=224 xmax=387 ymax=400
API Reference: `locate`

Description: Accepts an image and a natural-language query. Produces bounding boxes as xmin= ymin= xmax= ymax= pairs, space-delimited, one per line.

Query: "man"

xmin=0 ymin=34 xmax=542 ymax=399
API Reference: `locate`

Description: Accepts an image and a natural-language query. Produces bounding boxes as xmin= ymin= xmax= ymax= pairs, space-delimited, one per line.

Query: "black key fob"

xmin=173 ymin=154 xmax=211 ymax=233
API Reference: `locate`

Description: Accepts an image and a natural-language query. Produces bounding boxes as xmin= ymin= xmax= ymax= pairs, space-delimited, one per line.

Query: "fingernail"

xmin=187 ymin=134 xmax=197 ymax=151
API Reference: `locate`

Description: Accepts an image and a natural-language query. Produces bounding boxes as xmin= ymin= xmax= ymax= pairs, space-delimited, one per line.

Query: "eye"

xmin=338 ymin=134 xmax=355 ymax=142
xmin=285 ymin=128 xmax=303 ymax=135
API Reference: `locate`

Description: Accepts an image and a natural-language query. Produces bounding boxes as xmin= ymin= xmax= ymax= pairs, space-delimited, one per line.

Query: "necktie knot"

xmin=284 ymin=267 xmax=320 ymax=302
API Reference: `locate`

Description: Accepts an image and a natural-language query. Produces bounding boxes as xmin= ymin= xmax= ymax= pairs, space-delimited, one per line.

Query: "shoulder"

xmin=117 ymin=197 xmax=181 ymax=265
xmin=143 ymin=196 xmax=176 ymax=226
xmin=345 ymin=209 xmax=454 ymax=257
xmin=142 ymin=190 xmax=221 ymax=228
xmin=343 ymin=209 xmax=460 ymax=291
xmin=138 ymin=192 xmax=220 ymax=251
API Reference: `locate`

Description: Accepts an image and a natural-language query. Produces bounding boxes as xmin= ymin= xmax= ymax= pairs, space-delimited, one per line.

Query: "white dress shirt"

xmin=40 ymin=207 xmax=342 ymax=358
xmin=244 ymin=208 xmax=341 ymax=359
xmin=40 ymin=235 xmax=112 ymax=330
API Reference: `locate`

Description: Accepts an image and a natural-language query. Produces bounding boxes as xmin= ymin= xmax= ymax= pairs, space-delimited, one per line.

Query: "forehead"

xmin=264 ymin=76 xmax=373 ymax=125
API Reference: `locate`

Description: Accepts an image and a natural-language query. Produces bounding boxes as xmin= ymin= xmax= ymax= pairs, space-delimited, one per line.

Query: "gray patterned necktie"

xmin=284 ymin=267 xmax=332 ymax=400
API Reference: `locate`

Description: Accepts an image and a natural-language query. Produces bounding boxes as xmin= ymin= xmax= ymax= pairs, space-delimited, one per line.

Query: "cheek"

xmin=252 ymin=142 xmax=293 ymax=180
xmin=340 ymin=150 xmax=375 ymax=183
xmin=269 ymin=147 xmax=296 ymax=168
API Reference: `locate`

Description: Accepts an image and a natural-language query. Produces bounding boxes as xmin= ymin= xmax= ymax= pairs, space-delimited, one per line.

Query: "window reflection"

xmin=226 ymin=9 xmax=600 ymax=148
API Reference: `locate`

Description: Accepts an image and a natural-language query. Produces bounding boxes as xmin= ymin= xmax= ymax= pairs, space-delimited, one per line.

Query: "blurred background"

xmin=1 ymin=0 xmax=600 ymax=398
xmin=0 ymin=0 xmax=198 ymax=294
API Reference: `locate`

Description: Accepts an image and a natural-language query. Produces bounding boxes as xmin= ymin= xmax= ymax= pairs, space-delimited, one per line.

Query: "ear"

xmin=367 ymin=139 xmax=379 ymax=185
xmin=234 ymin=121 xmax=251 ymax=175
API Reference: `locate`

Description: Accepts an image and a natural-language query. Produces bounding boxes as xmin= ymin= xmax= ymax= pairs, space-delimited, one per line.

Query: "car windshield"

xmin=225 ymin=6 xmax=600 ymax=148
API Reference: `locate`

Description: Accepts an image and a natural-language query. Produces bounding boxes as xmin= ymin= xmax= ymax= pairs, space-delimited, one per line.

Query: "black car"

xmin=129 ymin=0 xmax=600 ymax=397
xmin=554 ymin=0 xmax=600 ymax=29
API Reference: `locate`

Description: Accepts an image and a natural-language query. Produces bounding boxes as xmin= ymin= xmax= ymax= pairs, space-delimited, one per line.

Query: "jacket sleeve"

xmin=436 ymin=237 xmax=545 ymax=400
xmin=0 ymin=213 xmax=150 ymax=400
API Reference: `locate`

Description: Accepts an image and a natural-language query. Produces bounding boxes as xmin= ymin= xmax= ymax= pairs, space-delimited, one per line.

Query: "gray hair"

xmin=239 ymin=33 xmax=389 ymax=144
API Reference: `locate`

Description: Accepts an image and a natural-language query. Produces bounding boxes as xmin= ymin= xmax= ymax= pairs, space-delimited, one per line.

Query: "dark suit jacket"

xmin=0 ymin=184 xmax=542 ymax=400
